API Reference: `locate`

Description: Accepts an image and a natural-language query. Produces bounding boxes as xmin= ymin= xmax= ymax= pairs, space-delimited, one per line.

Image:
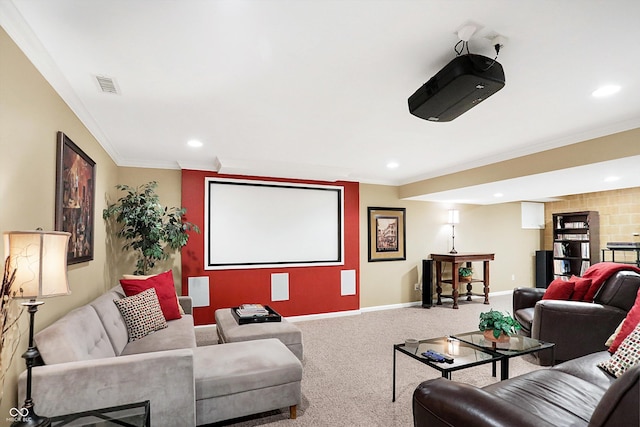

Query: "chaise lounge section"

xmin=18 ymin=286 xmax=302 ymax=426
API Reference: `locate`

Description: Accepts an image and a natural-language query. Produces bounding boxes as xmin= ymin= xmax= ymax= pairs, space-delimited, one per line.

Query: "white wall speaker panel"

xmin=188 ymin=276 xmax=210 ymax=307
xmin=341 ymin=269 xmax=356 ymax=296
xmin=271 ymin=273 xmax=289 ymax=301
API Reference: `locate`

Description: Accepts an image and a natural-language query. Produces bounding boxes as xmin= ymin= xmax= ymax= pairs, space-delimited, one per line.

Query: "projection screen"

xmin=205 ymin=178 xmax=344 ymax=269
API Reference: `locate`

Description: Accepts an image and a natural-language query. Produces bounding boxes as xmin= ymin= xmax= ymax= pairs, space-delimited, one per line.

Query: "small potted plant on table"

xmin=478 ymin=309 xmax=521 ymax=344
xmin=458 ymin=266 xmax=473 ymax=282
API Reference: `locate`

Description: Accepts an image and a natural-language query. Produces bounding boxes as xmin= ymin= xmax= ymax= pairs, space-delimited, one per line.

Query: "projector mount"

xmin=454 ymin=24 xmax=507 ymax=71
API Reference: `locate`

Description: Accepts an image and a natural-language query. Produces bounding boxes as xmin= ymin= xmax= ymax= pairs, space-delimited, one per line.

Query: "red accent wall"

xmin=181 ymin=170 xmax=360 ymax=325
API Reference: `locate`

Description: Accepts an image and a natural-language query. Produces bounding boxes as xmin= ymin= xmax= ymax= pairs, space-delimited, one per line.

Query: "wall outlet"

xmin=511 ymin=274 xmax=516 ymax=281
xmin=414 ymin=283 xmax=420 ymax=291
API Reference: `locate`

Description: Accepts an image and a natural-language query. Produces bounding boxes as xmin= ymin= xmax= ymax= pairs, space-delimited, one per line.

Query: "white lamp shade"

xmin=3 ymin=230 xmax=71 ymax=299
xmin=448 ymin=209 xmax=460 ymax=224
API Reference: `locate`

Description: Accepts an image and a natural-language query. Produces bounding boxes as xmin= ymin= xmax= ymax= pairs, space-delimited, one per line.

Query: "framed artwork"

xmin=367 ymin=207 xmax=406 ymax=262
xmin=55 ymin=131 xmax=96 ymax=264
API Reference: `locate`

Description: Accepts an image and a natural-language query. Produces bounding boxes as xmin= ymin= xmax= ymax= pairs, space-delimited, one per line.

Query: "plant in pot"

xmin=478 ymin=309 xmax=521 ymax=343
xmin=458 ymin=266 xmax=473 ymax=282
xmin=103 ymin=181 xmax=200 ymax=275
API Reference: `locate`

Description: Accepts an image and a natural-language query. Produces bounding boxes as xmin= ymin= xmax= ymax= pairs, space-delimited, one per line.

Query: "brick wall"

xmin=544 ymin=187 xmax=640 ymax=264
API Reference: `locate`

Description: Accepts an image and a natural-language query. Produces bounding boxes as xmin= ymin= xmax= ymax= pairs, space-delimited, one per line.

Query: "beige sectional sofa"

xmin=18 ymin=286 xmax=302 ymax=426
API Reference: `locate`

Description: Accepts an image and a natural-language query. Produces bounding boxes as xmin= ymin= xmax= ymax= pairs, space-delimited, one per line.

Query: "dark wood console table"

xmin=430 ymin=253 xmax=495 ymax=309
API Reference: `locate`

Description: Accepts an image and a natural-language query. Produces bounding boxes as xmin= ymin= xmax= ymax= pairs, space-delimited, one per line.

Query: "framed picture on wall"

xmin=55 ymin=131 xmax=96 ymax=264
xmin=367 ymin=207 xmax=406 ymax=262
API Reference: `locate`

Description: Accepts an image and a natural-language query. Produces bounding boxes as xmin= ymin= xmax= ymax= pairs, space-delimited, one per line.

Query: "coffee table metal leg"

xmin=500 ymin=358 xmax=509 ymax=380
xmin=392 ymin=347 xmax=397 ymax=402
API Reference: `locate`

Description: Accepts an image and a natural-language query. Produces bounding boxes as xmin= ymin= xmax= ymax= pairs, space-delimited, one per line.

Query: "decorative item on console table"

xmin=103 ymin=181 xmax=200 ymax=275
xmin=478 ymin=309 xmax=520 ymax=344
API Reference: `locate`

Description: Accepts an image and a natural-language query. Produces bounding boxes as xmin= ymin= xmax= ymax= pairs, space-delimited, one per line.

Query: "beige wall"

xmin=0 ymin=27 xmax=119 ymax=413
xmin=544 ymin=187 xmax=640 ymax=264
xmin=359 ymin=184 xmax=542 ymax=308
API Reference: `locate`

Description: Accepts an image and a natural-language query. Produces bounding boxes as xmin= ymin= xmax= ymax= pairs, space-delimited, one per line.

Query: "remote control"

xmin=421 ymin=350 xmax=454 ymax=363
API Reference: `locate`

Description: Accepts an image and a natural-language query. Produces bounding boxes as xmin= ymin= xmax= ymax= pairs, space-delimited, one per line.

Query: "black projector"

xmin=408 ymin=54 xmax=505 ymax=122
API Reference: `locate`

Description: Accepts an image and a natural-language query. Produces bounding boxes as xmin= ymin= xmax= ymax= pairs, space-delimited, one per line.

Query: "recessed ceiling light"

xmin=604 ymin=176 xmax=620 ymax=182
xmin=387 ymin=161 xmax=399 ymax=169
xmin=493 ymin=192 xmax=504 ymax=198
xmin=592 ymin=85 xmax=621 ymax=98
xmin=187 ymin=139 xmax=203 ymax=148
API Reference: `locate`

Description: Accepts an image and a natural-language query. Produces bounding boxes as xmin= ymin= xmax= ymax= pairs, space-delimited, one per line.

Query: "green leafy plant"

xmin=103 ymin=181 xmax=200 ymax=275
xmin=458 ymin=266 xmax=473 ymax=277
xmin=478 ymin=309 xmax=521 ymax=338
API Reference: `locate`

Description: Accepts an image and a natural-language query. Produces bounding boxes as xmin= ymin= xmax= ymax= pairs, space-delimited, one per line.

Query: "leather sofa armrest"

xmin=19 ymin=348 xmax=196 ymax=425
xmin=413 ymin=378 xmax=555 ymax=427
xmin=179 ymin=295 xmax=193 ymax=314
xmin=532 ymin=300 xmax=626 ymax=365
xmin=589 ymin=364 xmax=640 ymax=427
xmin=513 ymin=287 xmax=545 ymax=312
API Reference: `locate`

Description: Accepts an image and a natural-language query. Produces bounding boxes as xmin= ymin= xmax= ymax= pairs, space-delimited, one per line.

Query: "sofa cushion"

xmin=192 ymin=339 xmax=302 ymax=400
xmin=599 ymin=322 xmax=640 ymax=378
xmin=483 ymin=369 xmax=606 ymax=426
xmin=90 ymin=289 xmax=129 ymax=355
xmin=569 ymin=276 xmax=592 ymax=301
xmin=120 ymin=315 xmax=197 ymax=356
xmin=122 ymin=271 xmax=185 ymax=315
xmin=609 ymin=287 xmax=640 ymax=353
xmin=542 ymin=278 xmax=574 ymax=300
xmin=114 ymin=288 xmax=168 ymax=342
xmin=35 ymin=305 xmax=116 ymax=364
xmin=120 ymin=270 xmax=182 ymax=321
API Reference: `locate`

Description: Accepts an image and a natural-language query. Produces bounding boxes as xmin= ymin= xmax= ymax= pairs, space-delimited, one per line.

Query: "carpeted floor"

xmin=201 ymin=293 xmax=543 ymax=426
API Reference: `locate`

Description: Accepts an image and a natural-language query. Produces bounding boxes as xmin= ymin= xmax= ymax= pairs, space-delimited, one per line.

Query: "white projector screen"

xmin=205 ymin=178 xmax=344 ymax=269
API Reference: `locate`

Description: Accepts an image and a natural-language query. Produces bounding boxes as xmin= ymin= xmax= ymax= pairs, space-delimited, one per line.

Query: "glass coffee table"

xmin=392 ymin=333 xmax=554 ymax=402
xmin=392 ymin=336 xmax=501 ymax=402
xmin=50 ymin=401 xmax=150 ymax=426
xmin=452 ymin=331 xmax=555 ymax=380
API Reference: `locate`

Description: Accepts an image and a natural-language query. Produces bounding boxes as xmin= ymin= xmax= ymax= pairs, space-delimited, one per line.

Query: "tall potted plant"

xmin=103 ymin=181 xmax=200 ymax=275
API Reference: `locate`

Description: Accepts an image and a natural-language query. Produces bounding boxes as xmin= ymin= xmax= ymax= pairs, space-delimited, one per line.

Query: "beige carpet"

xmin=205 ymin=293 xmax=543 ymax=426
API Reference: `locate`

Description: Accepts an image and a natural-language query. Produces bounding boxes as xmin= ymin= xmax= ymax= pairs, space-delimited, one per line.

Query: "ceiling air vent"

xmin=95 ymin=75 xmax=119 ymax=94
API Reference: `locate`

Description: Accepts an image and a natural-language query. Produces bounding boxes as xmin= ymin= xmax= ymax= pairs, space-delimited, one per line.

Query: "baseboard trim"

xmin=200 ymin=290 xmax=516 ymax=325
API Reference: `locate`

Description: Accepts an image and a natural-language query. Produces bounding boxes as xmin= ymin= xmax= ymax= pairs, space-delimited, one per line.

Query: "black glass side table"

xmin=50 ymin=401 xmax=150 ymax=427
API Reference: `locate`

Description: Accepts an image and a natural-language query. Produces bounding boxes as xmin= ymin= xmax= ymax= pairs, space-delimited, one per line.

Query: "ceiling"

xmin=2 ymin=0 xmax=640 ymax=204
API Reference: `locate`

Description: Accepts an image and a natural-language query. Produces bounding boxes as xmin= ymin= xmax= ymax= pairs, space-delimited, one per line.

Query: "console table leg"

xmin=435 ymin=261 xmax=443 ymax=305
xmin=483 ymin=260 xmax=490 ymax=304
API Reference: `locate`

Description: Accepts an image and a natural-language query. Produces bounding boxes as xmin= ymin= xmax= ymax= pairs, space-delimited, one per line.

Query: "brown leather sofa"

xmin=513 ymin=270 xmax=640 ymax=365
xmin=413 ymin=351 xmax=640 ymax=427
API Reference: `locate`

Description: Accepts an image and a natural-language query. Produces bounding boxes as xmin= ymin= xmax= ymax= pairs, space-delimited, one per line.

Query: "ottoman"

xmin=193 ymin=338 xmax=302 ymax=425
xmin=215 ymin=308 xmax=304 ymax=360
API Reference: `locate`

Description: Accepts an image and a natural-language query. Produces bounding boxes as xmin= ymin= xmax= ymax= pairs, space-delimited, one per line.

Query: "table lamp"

xmin=4 ymin=230 xmax=71 ymax=427
xmin=448 ymin=209 xmax=460 ymax=254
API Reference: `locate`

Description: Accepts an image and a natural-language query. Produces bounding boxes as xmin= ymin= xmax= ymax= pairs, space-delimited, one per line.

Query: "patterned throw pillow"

xmin=598 ymin=321 xmax=640 ymax=378
xmin=114 ymin=288 xmax=168 ymax=342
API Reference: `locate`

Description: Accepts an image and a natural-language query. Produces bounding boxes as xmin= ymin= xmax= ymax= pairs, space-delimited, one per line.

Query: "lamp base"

xmin=449 ymin=249 xmax=458 ymax=254
xmin=10 ymin=407 xmax=50 ymax=427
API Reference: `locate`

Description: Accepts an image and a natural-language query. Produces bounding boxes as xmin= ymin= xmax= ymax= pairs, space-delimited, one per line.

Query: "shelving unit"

xmin=601 ymin=247 xmax=640 ymax=267
xmin=552 ymin=211 xmax=600 ymax=278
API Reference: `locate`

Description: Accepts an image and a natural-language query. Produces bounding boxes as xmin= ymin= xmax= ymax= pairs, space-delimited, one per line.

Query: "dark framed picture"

xmin=367 ymin=207 xmax=406 ymax=262
xmin=55 ymin=132 xmax=96 ymax=264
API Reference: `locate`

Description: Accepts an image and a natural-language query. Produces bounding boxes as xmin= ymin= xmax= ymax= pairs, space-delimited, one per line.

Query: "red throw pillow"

xmin=542 ymin=278 xmax=575 ymax=300
xmin=583 ymin=279 xmax=605 ymax=302
xmin=120 ymin=270 xmax=182 ymax=320
xmin=609 ymin=287 xmax=640 ymax=353
xmin=569 ymin=276 xmax=592 ymax=301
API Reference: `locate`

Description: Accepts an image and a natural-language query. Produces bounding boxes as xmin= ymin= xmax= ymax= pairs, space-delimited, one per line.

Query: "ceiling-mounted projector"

xmin=408 ymin=54 xmax=505 ymax=122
